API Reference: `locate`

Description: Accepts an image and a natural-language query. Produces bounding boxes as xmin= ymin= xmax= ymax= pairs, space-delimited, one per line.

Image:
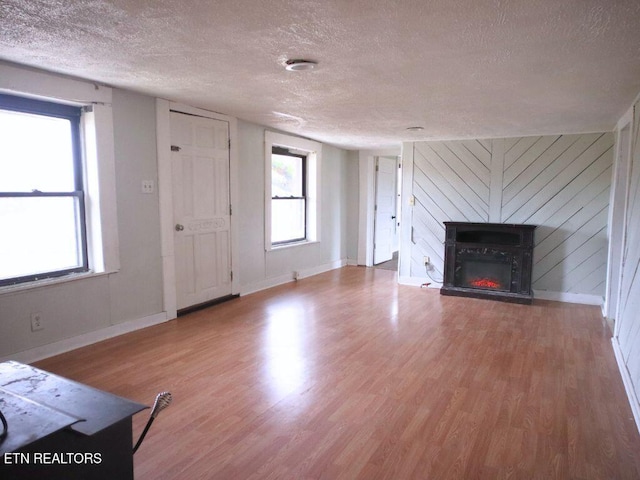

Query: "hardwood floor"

xmin=36 ymin=266 xmax=640 ymax=479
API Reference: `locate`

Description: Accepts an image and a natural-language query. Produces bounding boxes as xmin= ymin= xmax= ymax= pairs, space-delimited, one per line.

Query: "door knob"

xmin=175 ymin=224 xmax=184 ymax=231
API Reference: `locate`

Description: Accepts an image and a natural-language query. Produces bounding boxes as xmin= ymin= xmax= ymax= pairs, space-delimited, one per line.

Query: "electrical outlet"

xmin=141 ymin=180 xmax=154 ymax=194
xmin=423 ymin=256 xmax=430 ymax=266
xmin=31 ymin=312 xmax=44 ymax=331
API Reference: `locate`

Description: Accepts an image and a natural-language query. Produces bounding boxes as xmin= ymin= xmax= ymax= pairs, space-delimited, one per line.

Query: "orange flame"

xmin=470 ymin=278 xmax=501 ymax=289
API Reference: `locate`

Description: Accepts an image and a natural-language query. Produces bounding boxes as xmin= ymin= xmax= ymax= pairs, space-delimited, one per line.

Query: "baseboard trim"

xmin=533 ymin=290 xmax=603 ymax=306
xmin=612 ymin=337 xmax=640 ymax=435
xmin=397 ymin=280 xmax=604 ymax=305
xmin=4 ymin=276 xmax=604 ymax=365
xmin=240 ymin=259 xmax=347 ymax=296
xmin=1 ymin=312 xmax=170 ymax=364
xmin=398 ymin=276 xmax=442 ymax=288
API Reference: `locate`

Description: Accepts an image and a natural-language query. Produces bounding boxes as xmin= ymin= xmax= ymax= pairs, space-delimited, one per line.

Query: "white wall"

xmin=345 ymin=151 xmax=360 ymax=264
xmin=0 ymin=82 xmax=165 ymax=361
xmin=401 ymin=134 xmax=614 ymax=303
xmin=108 ymin=89 xmax=164 ymax=321
xmin=612 ymin=97 xmax=640 ymax=432
xmin=237 ymin=120 xmax=354 ymax=294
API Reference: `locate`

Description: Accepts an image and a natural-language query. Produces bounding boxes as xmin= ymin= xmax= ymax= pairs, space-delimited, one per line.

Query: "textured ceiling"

xmin=1 ymin=0 xmax=640 ymax=149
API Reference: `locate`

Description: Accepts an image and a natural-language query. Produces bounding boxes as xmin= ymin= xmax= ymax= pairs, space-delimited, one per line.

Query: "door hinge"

xmin=228 ymin=139 xmax=231 ymax=149
xmin=229 ymin=204 xmax=232 ymax=215
xmin=171 ymin=145 xmax=181 ymax=152
xmin=230 ymin=271 xmax=233 ymax=281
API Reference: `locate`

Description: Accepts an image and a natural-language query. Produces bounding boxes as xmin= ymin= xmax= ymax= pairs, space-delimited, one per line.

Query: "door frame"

xmin=156 ymin=99 xmax=240 ymax=319
xmin=606 ymin=113 xmax=632 ymax=326
xmin=373 ymin=155 xmax=399 ymax=265
xmin=358 ymin=148 xmax=401 ymax=266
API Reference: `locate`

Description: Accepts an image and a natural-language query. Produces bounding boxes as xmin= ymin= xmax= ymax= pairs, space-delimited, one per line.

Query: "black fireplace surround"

xmin=440 ymin=222 xmax=536 ymax=304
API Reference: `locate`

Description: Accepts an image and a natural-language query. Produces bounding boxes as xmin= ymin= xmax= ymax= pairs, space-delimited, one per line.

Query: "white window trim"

xmin=0 ymin=62 xmax=119 ymax=293
xmin=265 ymin=131 xmax=321 ymax=251
xmin=82 ymin=103 xmax=120 ymax=273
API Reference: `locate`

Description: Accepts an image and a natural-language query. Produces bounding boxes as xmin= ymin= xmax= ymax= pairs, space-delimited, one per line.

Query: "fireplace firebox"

xmin=440 ymin=222 xmax=536 ymax=304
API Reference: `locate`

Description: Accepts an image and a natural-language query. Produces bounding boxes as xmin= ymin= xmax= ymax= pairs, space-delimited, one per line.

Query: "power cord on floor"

xmin=424 ymin=260 xmax=443 ymax=285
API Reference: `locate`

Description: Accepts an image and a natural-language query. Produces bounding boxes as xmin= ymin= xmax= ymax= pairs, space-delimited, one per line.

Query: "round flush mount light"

xmin=406 ymin=126 xmax=425 ymax=131
xmin=284 ymin=59 xmax=318 ymax=71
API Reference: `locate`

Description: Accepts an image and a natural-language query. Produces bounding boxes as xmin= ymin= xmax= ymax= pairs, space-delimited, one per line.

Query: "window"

xmin=271 ymin=146 xmax=307 ymax=244
xmin=265 ymin=131 xmax=321 ymax=250
xmin=0 ymin=94 xmax=88 ymax=286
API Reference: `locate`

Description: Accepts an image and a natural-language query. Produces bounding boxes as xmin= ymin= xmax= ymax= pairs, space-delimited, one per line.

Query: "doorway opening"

xmin=374 ymin=155 xmax=400 ymax=271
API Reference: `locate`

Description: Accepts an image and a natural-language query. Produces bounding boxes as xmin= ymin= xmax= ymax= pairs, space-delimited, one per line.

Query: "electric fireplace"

xmin=440 ymin=222 xmax=536 ymax=304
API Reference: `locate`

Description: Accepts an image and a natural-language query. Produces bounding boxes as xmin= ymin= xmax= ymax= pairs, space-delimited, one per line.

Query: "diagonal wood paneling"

xmin=409 ymin=133 xmax=613 ymax=297
xmin=503 ymin=133 xmax=614 ymax=295
xmin=411 ymin=141 xmax=491 ymax=276
xmin=502 ymin=133 xmax=606 ymax=218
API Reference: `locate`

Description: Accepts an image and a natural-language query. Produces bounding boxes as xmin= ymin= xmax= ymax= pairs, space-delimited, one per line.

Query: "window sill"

xmin=268 ymin=240 xmax=319 ymax=251
xmin=0 ymin=270 xmax=112 ymax=296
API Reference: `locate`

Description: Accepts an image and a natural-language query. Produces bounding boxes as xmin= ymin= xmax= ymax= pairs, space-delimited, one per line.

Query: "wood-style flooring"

xmin=36 ymin=266 xmax=640 ymax=479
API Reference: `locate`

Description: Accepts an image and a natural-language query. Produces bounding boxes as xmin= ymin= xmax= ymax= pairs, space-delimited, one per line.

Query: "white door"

xmin=373 ymin=156 xmax=398 ymax=264
xmin=171 ymin=111 xmax=232 ymax=310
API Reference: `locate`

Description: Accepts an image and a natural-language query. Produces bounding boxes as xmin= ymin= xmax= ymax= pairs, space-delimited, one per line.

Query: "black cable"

xmin=425 ymin=263 xmax=444 ymax=284
xmin=132 ymin=417 xmax=154 ymax=454
xmin=132 ymin=392 xmax=172 ymax=454
xmin=0 ymin=409 xmax=7 ymax=442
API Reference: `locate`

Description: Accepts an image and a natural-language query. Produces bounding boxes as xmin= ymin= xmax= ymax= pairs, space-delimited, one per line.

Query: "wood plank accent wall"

xmin=409 ymin=133 xmax=614 ymax=297
xmin=614 ymin=101 xmax=640 ymax=422
xmin=411 ymin=140 xmax=491 ymax=278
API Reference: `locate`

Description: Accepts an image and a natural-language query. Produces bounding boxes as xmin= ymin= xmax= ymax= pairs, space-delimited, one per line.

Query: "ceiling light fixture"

xmin=285 ymin=59 xmax=318 ymax=71
xmin=406 ymin=126 xmax=425 ymax=131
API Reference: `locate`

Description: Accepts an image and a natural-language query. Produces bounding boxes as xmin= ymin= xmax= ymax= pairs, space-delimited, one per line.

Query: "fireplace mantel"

xmin=440 ymin=222 xmax=536 ymax=304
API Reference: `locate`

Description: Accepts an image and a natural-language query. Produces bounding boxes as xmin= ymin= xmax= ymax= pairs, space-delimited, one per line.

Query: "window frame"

xmin=264 ymin=131 xmax=321 ymax=251
xmin=0 ymin=63 xmax=119 ymax=296
xmin=271 ymin=146 xmax=308 ymax=245
xmin=0 ymin=93 xmax=89 ymax=286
